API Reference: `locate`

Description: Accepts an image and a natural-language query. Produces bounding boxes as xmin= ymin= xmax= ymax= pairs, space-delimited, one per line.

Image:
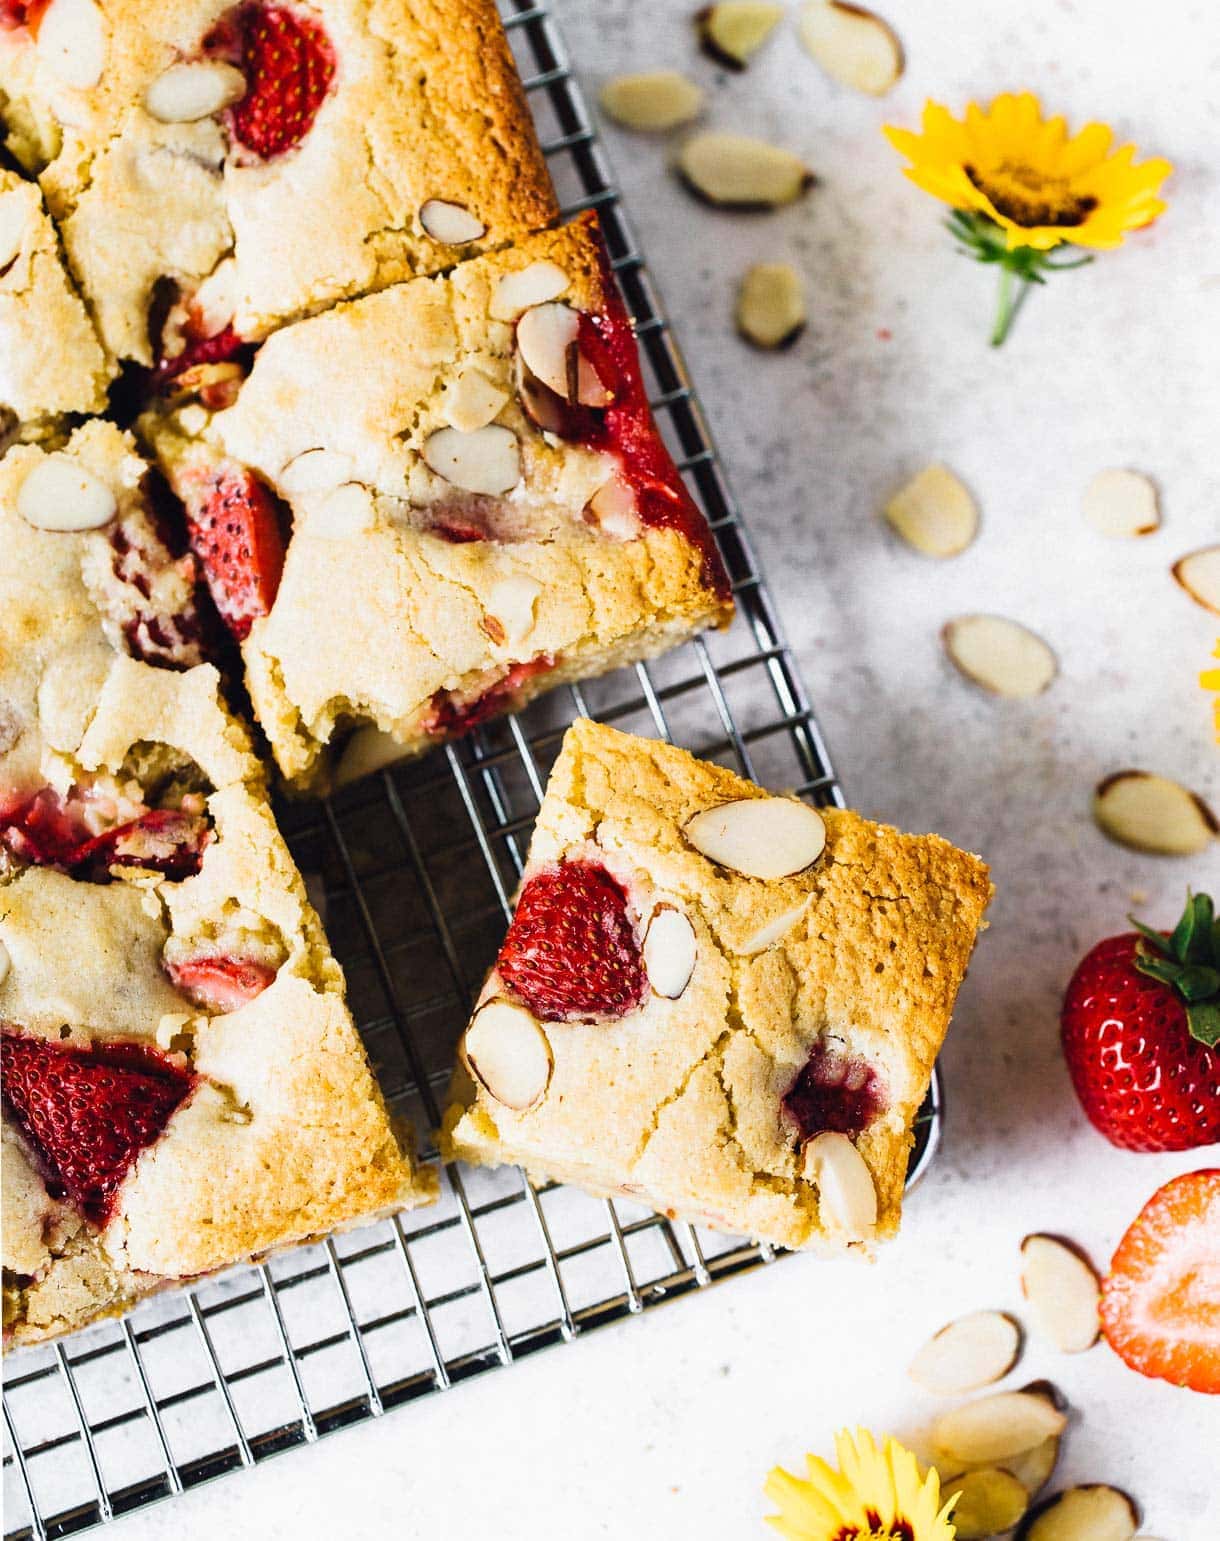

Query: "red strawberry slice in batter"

xmin=424 ymin=656 xmax=555 ymax=739
xmin=185 ymin=469 xmax=286 ymax=642
xmin=0 ymin=0 xmax=47 ymax=31
xmin=215 ymin=4 xmax=336 ymax=160
xmin=496 ymin=859 xmax=647 ymax=1022
xmin=783 ymin=1039 xmax=886 ymax=1140
xmin=0 ymin=1031 xmax=196 ymax=1226
xmin=0 ymin=792 xmax=209 ymax=881
xmin=165 ymin=955 xmax=277 ymax=1013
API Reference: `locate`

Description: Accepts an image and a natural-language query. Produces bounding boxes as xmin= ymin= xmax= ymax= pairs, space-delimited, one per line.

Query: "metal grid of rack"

xmin=1 ymin=4 xmax=942 ymax=1534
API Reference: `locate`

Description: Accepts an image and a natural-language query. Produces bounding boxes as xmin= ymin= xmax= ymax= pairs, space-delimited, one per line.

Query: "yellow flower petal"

xmin=764 ymin=1429 xmax=956 ymax=1541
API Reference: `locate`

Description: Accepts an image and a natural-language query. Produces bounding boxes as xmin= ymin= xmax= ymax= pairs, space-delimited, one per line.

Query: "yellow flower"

xmin=1202 ymin=641 xmax=1220 ymax=744
xmin=765 ymin=1428 xmax=957 ymax=1541
xmin=885 ymin=92 xmax=1172 ymax=252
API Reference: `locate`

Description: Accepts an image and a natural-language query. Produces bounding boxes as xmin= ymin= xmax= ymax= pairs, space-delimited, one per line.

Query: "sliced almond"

xmin=279 ymin=446 xmax=355 ymax=498
xmin=1020 ymin=1235 xmax=1100 ymax=1354
xmin=462 ymin=998 xmax=553 ymax=1111
xmin=490 ymin=260 xmax=570 ymax=322
xmin=0 ymin=192 xmax=30 ymax=274
xmin=1172 ymin=545 xmax=1220 ymax=615
xmin=35 ymin=0 xmax=106 ymax=89
xmin=485 ymin=574 xmax=541 ymax=647
xmin=333 ymin=724 xmax=413 ymax=788
xmin=1018 ymin=1486 xmax=1138 ymax=1541
xmin=684 ymin=797 xmax=826 ymax=879
xmin=144 ymin=61 xmax=246 ymax=123
xmin=885 ymin=464 xmax=979 ymax=558
xmin=191 ymin=257 xmax=239 ymax=338
xmin=738 ymin=897 xmax=811 ymax=955
xmin=1082 ymin=469 xmax=1160 ymax=538
xmin=946 ymin=1435 xmax=1062 ymax=1501
xmin=933 ymin=1392 xmax=1067 ymax=1467
xmin=515 ymin=353 xmax=569 ymax=435
xmin=419 ymin=198 xmax=487 ymax=245
xmin=306 ymin=483 xmax=375 ymax=541
xmin=696 ymin=3 xmax=785 ymax=69
xmin=949 ymin=1468 xmax=1030 ymax=1541
xmin=587 ymin=474 xmax=640 ymax=540
xmin=677 ymin=132 xmax=815 ymax=210
xmin=1092 ymin=770 xmax=1217 ymax=856
xmin=643 ymin=905 xmax=698 ymax=999
xmin=736 ymin=262 xmax=807 ymax=350
xmin=797 ymin=0 xmax=904 ymax=95
xmin=17 ymin=453 xmax=116 ymax=533
xmin=908 ymin=1311 xmax=1021 ymax=1396
xmin=0 ymin=937 xmax=10 ymax=987
xmin=517 ymin=303 xmax=612 ymax=407
xmin=422 ymin=425 xmax=520 ymax=496
xmin=943 ymin=615 xmax=1057 ymax=699
xmin=803 ymin=1131 xmax=877 ymax=1238
xmin=442 ymin=367 xmax=509 ymax=434
xmin=600 ymin=71 xmax=704 ymax=133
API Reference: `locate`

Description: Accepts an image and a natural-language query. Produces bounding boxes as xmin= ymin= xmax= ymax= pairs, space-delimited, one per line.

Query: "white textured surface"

xmin=106 ymin=1 xmax=1217 ymax=1536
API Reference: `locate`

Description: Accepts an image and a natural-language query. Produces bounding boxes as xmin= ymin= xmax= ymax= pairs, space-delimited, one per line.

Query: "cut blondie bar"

xmin=146 ymin=214 xmax=734 ymax=790
xmin=0 ymin=422 xmax=436 ymax=1347
xmin=443 ymin=720 xmax=991 ymax=1254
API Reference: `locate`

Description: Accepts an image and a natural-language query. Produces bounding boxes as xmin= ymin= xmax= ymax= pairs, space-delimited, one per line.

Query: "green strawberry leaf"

xmin=1131 ymin=891 xmax=1220 ymax=1046
xmin=1171 ymin=891 xmax=1215 ymax=966
xmin=1130 ymin=918 xmax=1172 ymax=958
xmin=1177 ymin=965 xmax=1220 ymax=1002
xmin=1187 ymin=1000 xmax=1220 ymax=1048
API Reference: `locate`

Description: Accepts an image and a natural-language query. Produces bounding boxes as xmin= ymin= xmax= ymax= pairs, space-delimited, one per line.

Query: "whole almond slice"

xmin=1092 ymin=770 xmax=1217 ymax=856
xmin=419 ymin=198 xmax=487 ymax=245
xmin=1018 ymin=1486 xmax=1138 ymax=1541
xmin=1020 ymin=1235 xmax=1100 ymax=1353
xmin=943 ymin=615 xmax=1057 ymax=698
xmin=644 ymin=906 xmax=698 ymax=999
xmin=945 ymin=1434 xmax=1062 ymax=1502
xmin=908 ymin=1311 xmax=1021 ymax=1396
xmin=1082 ymin=469 xmax=1160 ymax=538
xmin=738 ymin=897 xmax=811 ymax=955
xmin=677 ymin=132 xmax=815 ymax=210
xmin=696 ymin=2 xmax=785 ymax=69
xmin=684 ymin=797 xmax=826 ymax=879
xmin=463 ymin=998 xmax=553 ymax=1111
xmin=1172 ymin=545 xmax=1220 ymax=615
xmin=736 ymin=263 xmax=807 ymax=350
xmin=422 ymin=425 xmax=520 ymax=496
xmin=797 ymin=0 xmax=904 ymax=95
xmin=803 ymin=1131 xmax=877 ymax=1238
xmin=517 ymin=303 xmax=611 ymax=407
xmin=949 ymin=1468 xmax=1030 ymax=1541
xmin=35 ymin=0 xmax=106 ymax=89
xmin=491 ymin=261 xmax=570 ymax=322
xmin=17 ymin=453 xmax=116 ymax=532
xmin=932 ymin=1392 xmax=1067 ymax=1467
xmin=600 ymin=71 xmax=704 ymax=132
xmin=885 ymin=464 xmax=979 ymax=558
xmin=485 ymin=574 xmax=541 ymax=647
xmin=144 ymin=61 xmax=246 ymax=123
xmin=333 ymin=724 xmax=412 ymax=788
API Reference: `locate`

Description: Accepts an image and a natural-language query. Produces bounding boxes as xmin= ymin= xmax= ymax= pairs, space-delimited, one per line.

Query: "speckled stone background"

xmin=108 ymin=1 xmax=1218 ymax=1536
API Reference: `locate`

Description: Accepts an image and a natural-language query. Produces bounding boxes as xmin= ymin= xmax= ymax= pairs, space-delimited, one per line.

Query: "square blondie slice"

xmin=0 ymin=423 xmax=436 ymax=1348
xmin=443 ymin=720 xmax=991 ymax=1254
xmin=147 ymin=214 xmax=734 ymax=791
xmin=0 ymin=0 xmax=556 ymax=368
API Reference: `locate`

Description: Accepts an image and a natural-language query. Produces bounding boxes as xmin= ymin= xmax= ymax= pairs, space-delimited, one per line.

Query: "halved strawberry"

xmin=0 ymin=1031 xmax=195 ymax=1226
xmin=165 ymin=954 xmax=277 ymax=1013
xmin=1101 ymin=1170 xmax=1220 ymax=1394
xmin=496 ymin=859 xmax=647 ymax=1022
xmin=185 ymin=469 xmax=286 ymax=641
xmin=220 ymin=4 xmax=336 ymax=160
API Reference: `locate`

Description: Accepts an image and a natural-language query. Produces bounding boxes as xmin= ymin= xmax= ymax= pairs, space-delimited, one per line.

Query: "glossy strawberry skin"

xmin=1 ymin=1032 xmax=195 ymax=1226
xmin=166 ymin=955 xmax=276 ymax=1013
xmin=185 ymin=470 xmax=285 ymax=642
xmin=496 ymin=860 xmax=647 ymax=1023
xmin=1061 ymin=933 xmax=1220 ymax=1153
xmin=223 ymin=4 xmax=335 ymax=160
xmin=1100 ymin=1169 xmax=1220 ymax=1394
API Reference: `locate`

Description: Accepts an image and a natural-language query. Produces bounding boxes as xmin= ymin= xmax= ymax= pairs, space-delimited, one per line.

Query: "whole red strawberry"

xmin=1061 ymin=891 xmax=1220 ymax=1152
xmin=496 ymin=860 xmax=647 ymax=1022
xmin=1 ymin=1032 xmax=195 ymax=1225
xmin=185 ymin=468 xmax=285 ymax=641
xmin=225 ymin=4 xmax=335 ymax=160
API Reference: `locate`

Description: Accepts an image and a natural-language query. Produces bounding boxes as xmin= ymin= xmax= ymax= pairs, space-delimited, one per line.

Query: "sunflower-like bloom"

xmin=1202 ymin=641 xmax=1220 ymax=744
xmin=765 ymin=1428 xmax=957 ymax=1541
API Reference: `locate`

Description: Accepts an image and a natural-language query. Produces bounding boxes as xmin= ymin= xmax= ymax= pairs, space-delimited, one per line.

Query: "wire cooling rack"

xmin=1 ymin=4 xmax=943 ymax=1535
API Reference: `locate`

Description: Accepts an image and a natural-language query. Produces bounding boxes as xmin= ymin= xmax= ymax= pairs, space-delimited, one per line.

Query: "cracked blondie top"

xmin=0 ymin=422 xmax=436 ymax=1348
xmin=0 ymin=168 xmax=113 ymax=440
xmin=145 ymin=214 xmax=734 ymax=791
xmin=0 ymin=0 xmax=557 ymax=368
xmin=443 ymin=720 xmax=991 ymax=1254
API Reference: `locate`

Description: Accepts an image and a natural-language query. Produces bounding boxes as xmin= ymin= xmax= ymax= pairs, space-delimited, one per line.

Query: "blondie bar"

xmin=0 ymin=0 xmax=556 ymax=368
xmin=0 ymin=422 xmax=436 ymax=1347
xmin=443 ymin=720 xmax=991 ymax=1253
xmin=147 ymin=214 xmax=734 ymax=790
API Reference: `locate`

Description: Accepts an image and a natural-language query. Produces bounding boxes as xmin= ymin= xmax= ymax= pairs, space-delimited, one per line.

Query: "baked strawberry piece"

xmin=1061 ymin=891 xmax=1220 ymax=1152
xmin=146 ymin=215 xmax=734 ymax=790
xmin=0 ymin=0 xmax=556 ymax=373
xmin=443 ymin=720 xmax=991 ymax=1253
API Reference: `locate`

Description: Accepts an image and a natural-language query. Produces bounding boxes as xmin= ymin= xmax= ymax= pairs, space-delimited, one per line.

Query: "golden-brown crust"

xmin=443 ymin=720 xmax=991 ymax=1253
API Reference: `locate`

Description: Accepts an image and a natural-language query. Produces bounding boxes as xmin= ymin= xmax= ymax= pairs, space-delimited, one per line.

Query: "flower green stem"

xmin=990 ymin=264 xmax=1034 ymax=347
